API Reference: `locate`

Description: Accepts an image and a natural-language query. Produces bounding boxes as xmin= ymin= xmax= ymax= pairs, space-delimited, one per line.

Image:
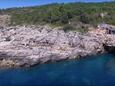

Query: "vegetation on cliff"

xmin=0 ymin=2 xmax=115 ymax=32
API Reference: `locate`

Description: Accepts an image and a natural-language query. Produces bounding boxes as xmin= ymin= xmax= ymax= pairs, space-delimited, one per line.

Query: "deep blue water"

xmin=0 ymin=54 xmax=115 ymax=86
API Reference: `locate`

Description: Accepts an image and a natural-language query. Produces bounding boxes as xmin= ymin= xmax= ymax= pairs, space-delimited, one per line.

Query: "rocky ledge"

xmin=0 ymin=25 xmax=114 ymax=68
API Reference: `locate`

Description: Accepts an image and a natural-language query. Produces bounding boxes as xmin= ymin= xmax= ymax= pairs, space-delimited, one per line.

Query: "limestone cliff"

xmin=0 ymin=25 xmax=114 ymax=67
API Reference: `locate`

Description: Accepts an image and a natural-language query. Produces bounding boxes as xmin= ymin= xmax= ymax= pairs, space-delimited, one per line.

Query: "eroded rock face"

xmin=0 ymin=25 xmax=111 ymax=67
xmin=103 ymin=35 xmax=115 ymax=54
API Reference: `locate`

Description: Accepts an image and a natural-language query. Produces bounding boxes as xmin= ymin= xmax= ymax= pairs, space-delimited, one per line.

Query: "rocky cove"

xmin=0 ymin=25 xmax=115 ymax=68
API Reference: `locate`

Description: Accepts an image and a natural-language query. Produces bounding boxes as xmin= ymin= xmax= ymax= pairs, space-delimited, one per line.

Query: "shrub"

xmin=63 ymin=24 xmax=75 ymax=32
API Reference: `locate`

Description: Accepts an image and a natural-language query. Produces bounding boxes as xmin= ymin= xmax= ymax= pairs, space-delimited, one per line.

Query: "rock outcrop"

xmin=0 ymin=15 xmax=11 ymax=27
xmin=103 ymin=34 xmax=115 ymax=53
xmin=0 ymin=25 xmax=114 ymax=67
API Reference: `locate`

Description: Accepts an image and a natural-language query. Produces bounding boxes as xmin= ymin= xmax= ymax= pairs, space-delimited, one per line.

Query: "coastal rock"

xmin=0 ymin=25 xmax=113 ymax=67
xmin=103 ymin=35 xmax=115 ymax=53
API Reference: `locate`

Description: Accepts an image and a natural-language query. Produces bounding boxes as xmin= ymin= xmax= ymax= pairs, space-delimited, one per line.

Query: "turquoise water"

xmin=0 ymin=54 xmax=115 ymax=86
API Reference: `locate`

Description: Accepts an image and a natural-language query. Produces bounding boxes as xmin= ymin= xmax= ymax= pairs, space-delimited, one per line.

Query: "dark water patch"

xmin=0 ymin=54 xmax=115 ymax=86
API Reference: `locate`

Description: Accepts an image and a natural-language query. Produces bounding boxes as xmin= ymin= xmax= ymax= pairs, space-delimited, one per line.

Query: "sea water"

xmin=0 ymin=54 xmax=115 ymax=86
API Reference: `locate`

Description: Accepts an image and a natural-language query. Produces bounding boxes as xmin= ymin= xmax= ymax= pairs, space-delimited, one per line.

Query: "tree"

xmin=80 ymin=14 xmax=89 ymax=24
xmin=61 ymin=15 xmax=69 ymax=24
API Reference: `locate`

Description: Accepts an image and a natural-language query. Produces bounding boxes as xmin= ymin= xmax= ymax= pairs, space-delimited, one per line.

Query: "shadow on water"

xmin=0 ymin=54 xmax=115 ymax=86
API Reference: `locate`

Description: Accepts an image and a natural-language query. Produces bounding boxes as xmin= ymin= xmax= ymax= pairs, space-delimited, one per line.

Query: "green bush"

xmin=63 ymin=24 xmax=88 ymax=33
xmin=63 ymin=25 xmax=75 ymax=32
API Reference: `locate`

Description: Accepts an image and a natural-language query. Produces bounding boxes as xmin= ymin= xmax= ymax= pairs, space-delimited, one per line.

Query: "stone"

xmin=0 ymin=25 xmax=114 ymax=68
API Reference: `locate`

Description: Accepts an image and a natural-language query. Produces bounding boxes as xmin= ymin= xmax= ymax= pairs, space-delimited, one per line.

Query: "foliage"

xmin=0 ymin=2 xmax=115 ymax=26
xmin=63 ymin=24 xmax=88 ymax=33
xmin=63 ymin=24 xmax=75 ymax=32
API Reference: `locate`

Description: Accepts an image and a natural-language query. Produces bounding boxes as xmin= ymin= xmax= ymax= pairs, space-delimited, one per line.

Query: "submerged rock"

xmin=0 ymin=25 xmax=114 ymax=67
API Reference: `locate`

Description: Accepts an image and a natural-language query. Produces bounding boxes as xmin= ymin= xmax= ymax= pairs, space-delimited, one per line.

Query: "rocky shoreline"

xmin=0 ymin=25 xmax=114 ymax=68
